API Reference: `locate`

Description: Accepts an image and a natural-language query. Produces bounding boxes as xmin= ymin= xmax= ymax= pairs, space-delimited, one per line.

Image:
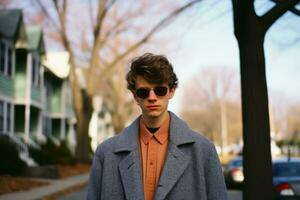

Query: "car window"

xmin=231 ymin=159 xmax=243 ymax=167
xmin=273 ymin=162 xmax=300 ymax=177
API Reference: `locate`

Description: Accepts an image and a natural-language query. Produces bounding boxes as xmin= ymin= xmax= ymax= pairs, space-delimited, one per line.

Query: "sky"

xmin=153 ymin=0 xmax=300 ymax=113
xmin=4 ymin=0 xmax=298 ymax=115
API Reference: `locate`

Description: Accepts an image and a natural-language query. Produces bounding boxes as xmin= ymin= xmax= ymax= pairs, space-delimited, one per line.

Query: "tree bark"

xmin=238 ymin=34 xmax=273 ymax=200
xmin=74 ymin=90 xmax=93 ymax=162
xmin=232 ymin=0 xmax=299 ymax=199
xmin=233 ymin=2 xmax=274 ymax=198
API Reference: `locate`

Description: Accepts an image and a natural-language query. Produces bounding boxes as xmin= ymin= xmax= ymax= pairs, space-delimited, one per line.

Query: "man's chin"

xmin=145 ymin=110 xmax=161 ymax=118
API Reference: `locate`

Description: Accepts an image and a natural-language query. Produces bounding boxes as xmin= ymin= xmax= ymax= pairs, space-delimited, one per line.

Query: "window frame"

xmin=0 ymin=41 xmax=14 ymax=78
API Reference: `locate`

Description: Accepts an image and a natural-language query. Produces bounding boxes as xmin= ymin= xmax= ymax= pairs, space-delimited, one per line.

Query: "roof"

xmin=26 ymin=25 xmax=45 ymax=53
xmin=0 ymin=9 xmax=27 ymax=47
xmin=42 ymin=52 xmax=71 ymax=79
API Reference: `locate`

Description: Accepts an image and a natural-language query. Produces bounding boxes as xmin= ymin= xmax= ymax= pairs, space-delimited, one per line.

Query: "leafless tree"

xmin=286 ymin=102 xmax=300 ymax=135
xmin=8 ymin=0 xmax=201 ymax=162
xmin=232 ymin=0 xmax=300 ymax=199
xmin=180 ymin=67 xmax=242 ymax=151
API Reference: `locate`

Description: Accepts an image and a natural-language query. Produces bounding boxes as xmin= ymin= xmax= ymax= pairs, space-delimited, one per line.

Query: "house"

xmin=89 ymin=95 xmax=114 ymax=152
xmin=0 ymin=9 xmax=27 ymax=136
xmin=0 ymin=9 xmax=36 ymax=165
xmin=42 ymin=52 xmax=76 ymax=153
xmin=0 ymin=9 xmax=76 ymax=164
xmin=13 ymin=25 xmax=45 ymax=147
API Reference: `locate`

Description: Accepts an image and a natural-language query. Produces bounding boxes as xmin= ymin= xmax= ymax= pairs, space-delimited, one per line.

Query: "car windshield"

xmin=273 ymin=162 xmax=300 ymax=177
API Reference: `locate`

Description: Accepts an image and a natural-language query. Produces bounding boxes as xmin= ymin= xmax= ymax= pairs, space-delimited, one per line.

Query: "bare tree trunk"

xmin=238 ymin=33 xmax=273 ymax=200
xmin=232 ymin=1 xmax=299 ymax=199
xmin=233 ymin=2 xmax=274 ymax=199
xmin=220 ymin=100 xmax=228 ymax=155
xmin=111 ymin=114 xmax=126 ymax=134
xmin=74 ymin=90 xmax=93 ymax=162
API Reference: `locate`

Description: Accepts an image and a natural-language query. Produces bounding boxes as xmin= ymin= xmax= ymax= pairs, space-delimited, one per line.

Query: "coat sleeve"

xmin=87 ymin=149 xmax=103 ymax=200
xmin=204 ymin=143 xmax=228 ymax=200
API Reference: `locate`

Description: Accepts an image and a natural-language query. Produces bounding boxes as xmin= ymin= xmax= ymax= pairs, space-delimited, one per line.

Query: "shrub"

xmin=29 ymin=139 xmax=55 ymax=165
xmin=55 ymin=140 xmax=75 ymax=165
xmin=29 ymin=138 xmax=75 ymax=165
xmin=0 ymin=135 xmax=26 ymax=175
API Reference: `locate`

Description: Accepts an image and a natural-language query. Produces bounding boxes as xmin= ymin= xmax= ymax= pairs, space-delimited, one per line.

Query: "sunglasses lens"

xmin=136 ymin=88 xmax=149 ymax=99
xmin=136 ymin=86 xmax=168 ymax=99
xmin=154 ymin=86 xmax=168 ymax=96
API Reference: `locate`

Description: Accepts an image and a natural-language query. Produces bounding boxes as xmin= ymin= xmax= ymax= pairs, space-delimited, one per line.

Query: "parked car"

xmin=223 ymin=156 xmax=244 ymax=189
xmin=224 ymin=156 xmax=300 ymax=199
xmin=273 ymin=158 xmax=300 ymax=199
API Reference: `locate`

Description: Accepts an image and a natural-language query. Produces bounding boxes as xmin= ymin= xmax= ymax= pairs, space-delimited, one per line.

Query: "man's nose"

xmin=148 ymin=89 xmax=157 ymax=100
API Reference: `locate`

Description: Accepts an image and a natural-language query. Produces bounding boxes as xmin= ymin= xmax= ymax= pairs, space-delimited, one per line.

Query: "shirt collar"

xmin=139 ymin=114 xmax=170 ymax=145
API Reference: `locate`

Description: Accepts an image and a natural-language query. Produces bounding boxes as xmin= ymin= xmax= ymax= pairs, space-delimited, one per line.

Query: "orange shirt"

xmin=139 ymin=115 xmax=170 ymax=200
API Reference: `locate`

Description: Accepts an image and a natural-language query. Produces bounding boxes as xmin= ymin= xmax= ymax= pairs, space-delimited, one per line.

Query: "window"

xmin=7 ymin=47 xmax=13 ymax=76
xmin=43 ymin=116 xmax=51 ymax=136
xmin=44 ymin=79 xmax=53 ymax=110
xmin=273 ymin=162 xmax=300 ymax=177
xmin=31 ymin=56 xmax=40 ymax=87
xmin=6 ymin=103 xmax=11 ymax=132
xmin=0 ymin=42 xmax=5 ymax=73
xmin=0 ymin=100 xmax=4 ymax=133
xmin=31 ymin=56 xmax=36 ymax=85
xmin=0 ymin=42 xmax=14 ymax=77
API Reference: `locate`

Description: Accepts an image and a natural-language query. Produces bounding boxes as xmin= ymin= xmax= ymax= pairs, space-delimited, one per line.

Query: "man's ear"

xmin=169 ymin=87 xmax=176 ymax=99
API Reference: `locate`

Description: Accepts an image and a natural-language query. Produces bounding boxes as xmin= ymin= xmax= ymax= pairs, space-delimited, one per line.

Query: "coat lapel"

xmin=154 ymin=143 xmax=191 ymax=200
xmin=154 ymin=112 xmax=196 ymax=200
xmin=119 ymin=150 xmax=144 ymax=200
xmin=114 ymin=117 xmax=144 ymax=200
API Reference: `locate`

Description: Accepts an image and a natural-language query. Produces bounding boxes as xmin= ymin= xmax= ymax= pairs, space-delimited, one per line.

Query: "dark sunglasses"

xmin=135 ymin=86 xmax=168 ymax=99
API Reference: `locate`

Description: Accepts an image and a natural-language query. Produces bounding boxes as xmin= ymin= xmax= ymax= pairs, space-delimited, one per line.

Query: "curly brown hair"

xmin=126 ymin=53 xmax=178 ymax=91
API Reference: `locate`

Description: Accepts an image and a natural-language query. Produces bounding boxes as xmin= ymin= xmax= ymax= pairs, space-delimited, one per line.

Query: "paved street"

xmin=227 ymin=190 xmax=242 ymax=200
xmin=58 ymin=188 xmax=242 ymax=200
xmin=58 ymin=187 xmax=87 ymax=200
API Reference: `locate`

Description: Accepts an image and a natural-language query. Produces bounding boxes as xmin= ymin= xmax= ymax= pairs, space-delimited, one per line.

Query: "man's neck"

xmin=142 ymin=111 xmax=169 ymax=128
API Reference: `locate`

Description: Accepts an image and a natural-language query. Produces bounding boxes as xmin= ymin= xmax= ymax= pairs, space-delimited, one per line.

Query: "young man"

xmin=87 ymin=53 xmax=227 ymax=200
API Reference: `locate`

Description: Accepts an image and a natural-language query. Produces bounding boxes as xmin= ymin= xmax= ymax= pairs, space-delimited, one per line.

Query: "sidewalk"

xmin=0 ymin=173 xmax=89 ymax=200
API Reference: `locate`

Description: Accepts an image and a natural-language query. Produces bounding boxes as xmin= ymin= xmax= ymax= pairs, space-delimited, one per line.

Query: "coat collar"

xmin=114 ymin=111 xmax=195 ymax=153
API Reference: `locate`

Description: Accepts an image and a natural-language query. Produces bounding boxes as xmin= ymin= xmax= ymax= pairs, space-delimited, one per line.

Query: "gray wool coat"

xmin=87 ymin=112 xmax=227 ymax=200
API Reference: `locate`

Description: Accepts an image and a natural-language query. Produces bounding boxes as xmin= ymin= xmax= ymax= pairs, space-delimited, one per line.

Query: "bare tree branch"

xmin=262 ymin=0 xmax=299 ymax=31
xmin=51 ymin=0 xmax=82 ymax=111
xmin=88 ymin=0 xmax=95 ymax=29
xmin=95 ymin=2 xmax=159 ymax=61
xmin=86 ymin=0 xmax=119 ymax=95
xmin=53 ymin=0 xmax=68 ymax=49
xmin=20 ymin=0 xmax=211 ymax=161
xmin=97 ymin=18 xmax=130 ymax=52
xmin=291 ymin=7 xmax=300 ymax=15
xmin=36 ymin=0 xmax=60 ymax=32
xmin=270 ymin=0 xmax=300 ymax=15
xmin=101 ymin=0 xmax=201 ymax=77
xmin=94 ymin=0 xmax=117 ymax=39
